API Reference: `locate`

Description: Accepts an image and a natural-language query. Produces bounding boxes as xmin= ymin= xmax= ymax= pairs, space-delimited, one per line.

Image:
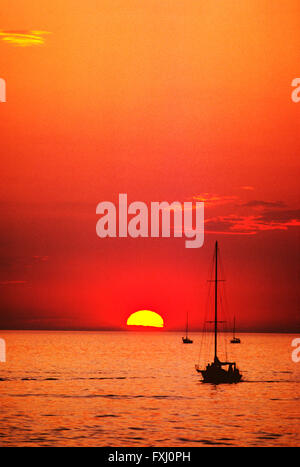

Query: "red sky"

xmin=0 ymin=1 xmax=299 ymax=332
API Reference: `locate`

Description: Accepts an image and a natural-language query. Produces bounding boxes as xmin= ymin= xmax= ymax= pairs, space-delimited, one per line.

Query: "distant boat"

xmin=182 ymin=312 xmax=193 ymax=344
xmin=230 ymin=316 xmax=241 ymax=344
xmin=195 ymin=241 xmax=242 ymax=384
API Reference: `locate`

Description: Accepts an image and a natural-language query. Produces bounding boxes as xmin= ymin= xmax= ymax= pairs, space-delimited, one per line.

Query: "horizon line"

xmin=0 ymin=327 xmax=299 ymax=334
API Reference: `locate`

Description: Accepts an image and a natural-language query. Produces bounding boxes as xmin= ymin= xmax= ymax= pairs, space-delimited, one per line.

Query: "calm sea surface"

xmin=0 ymin=331 xmax=299 ymax=447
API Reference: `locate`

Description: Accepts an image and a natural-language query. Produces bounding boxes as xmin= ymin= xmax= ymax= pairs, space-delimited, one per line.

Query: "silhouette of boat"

xmin=230 ymin=316 xmax=241 ymax=344
xmin=182 ymin=312 xmax=193 ymax=343
xmin=195 ymin=241 xmax=242 ymax=384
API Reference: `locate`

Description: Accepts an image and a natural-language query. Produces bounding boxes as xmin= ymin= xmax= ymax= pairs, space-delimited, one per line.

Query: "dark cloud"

xmin=205 ymin=208 xmax=300 ymax=235
xmin=0 ymin=280 xmax=27 ymax=286
xmin=242 ymin=200 xmax=286 ymax=209
xmin=259 ymin=209 xmax=300 ymax=223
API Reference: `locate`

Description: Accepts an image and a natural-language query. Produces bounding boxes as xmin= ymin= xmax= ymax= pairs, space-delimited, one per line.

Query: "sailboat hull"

xmin=196 ymin=366 xmax=242 ymax=384
xmin=182 ymin=337 xmax=193 ymax=344
xmin=201 ymin=371 xmax=241 ymax=384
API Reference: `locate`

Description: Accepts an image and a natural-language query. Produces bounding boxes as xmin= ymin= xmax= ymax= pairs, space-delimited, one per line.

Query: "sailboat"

xmin=230 ymin=316 xmax=241 ymax=344
xmin=195 ymin=241 xmax=242 ymax=384
xmin=182 ymin=312 xmax=193 ymax=343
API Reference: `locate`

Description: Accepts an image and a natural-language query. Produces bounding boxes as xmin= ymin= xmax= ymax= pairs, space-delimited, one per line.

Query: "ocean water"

xmin=0 ymin=331 xmax=299 ymax=447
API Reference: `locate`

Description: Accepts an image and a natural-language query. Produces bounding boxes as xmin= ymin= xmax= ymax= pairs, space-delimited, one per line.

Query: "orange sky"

xmin=0 ymin=1 xmax=299 ymax=331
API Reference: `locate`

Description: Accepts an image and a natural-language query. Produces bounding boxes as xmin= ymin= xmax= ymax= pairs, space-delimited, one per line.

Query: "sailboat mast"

xmin=186 ymin=312 xmax=188 ymax=338
xmin=233 ymin=316 xmax=236 ymax=339
xmin=214 ymin=241 xmax=218 ymax=360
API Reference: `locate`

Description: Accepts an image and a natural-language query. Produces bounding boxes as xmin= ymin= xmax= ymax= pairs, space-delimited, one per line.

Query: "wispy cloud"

xmin=32 ymin=255 xmax=49 ymax=262
xmin=205 ymin=209 xmax=300 ymax=235
xmin=0 ymin=280 xmax=27 ymax=286
xmin=0 ymin=30 xmax=49 ymax=47
xmin=187 ymin=190 xmax=300 ymax=235
xmin=193 ymin=193 xmax=238 ymax=207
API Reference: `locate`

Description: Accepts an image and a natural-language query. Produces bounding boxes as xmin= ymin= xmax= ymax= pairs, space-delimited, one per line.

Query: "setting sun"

xmin=126 ymin=310 xmax=164 ymax=328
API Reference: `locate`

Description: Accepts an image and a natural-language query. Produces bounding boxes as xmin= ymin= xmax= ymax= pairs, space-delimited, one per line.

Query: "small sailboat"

xmin=182 ymin=312 xmax=193 ymax=344
xmin=230 ymin=316 xmax=241 ymax=344
xmin=195 ymin=241 xmax=242 ymax=384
